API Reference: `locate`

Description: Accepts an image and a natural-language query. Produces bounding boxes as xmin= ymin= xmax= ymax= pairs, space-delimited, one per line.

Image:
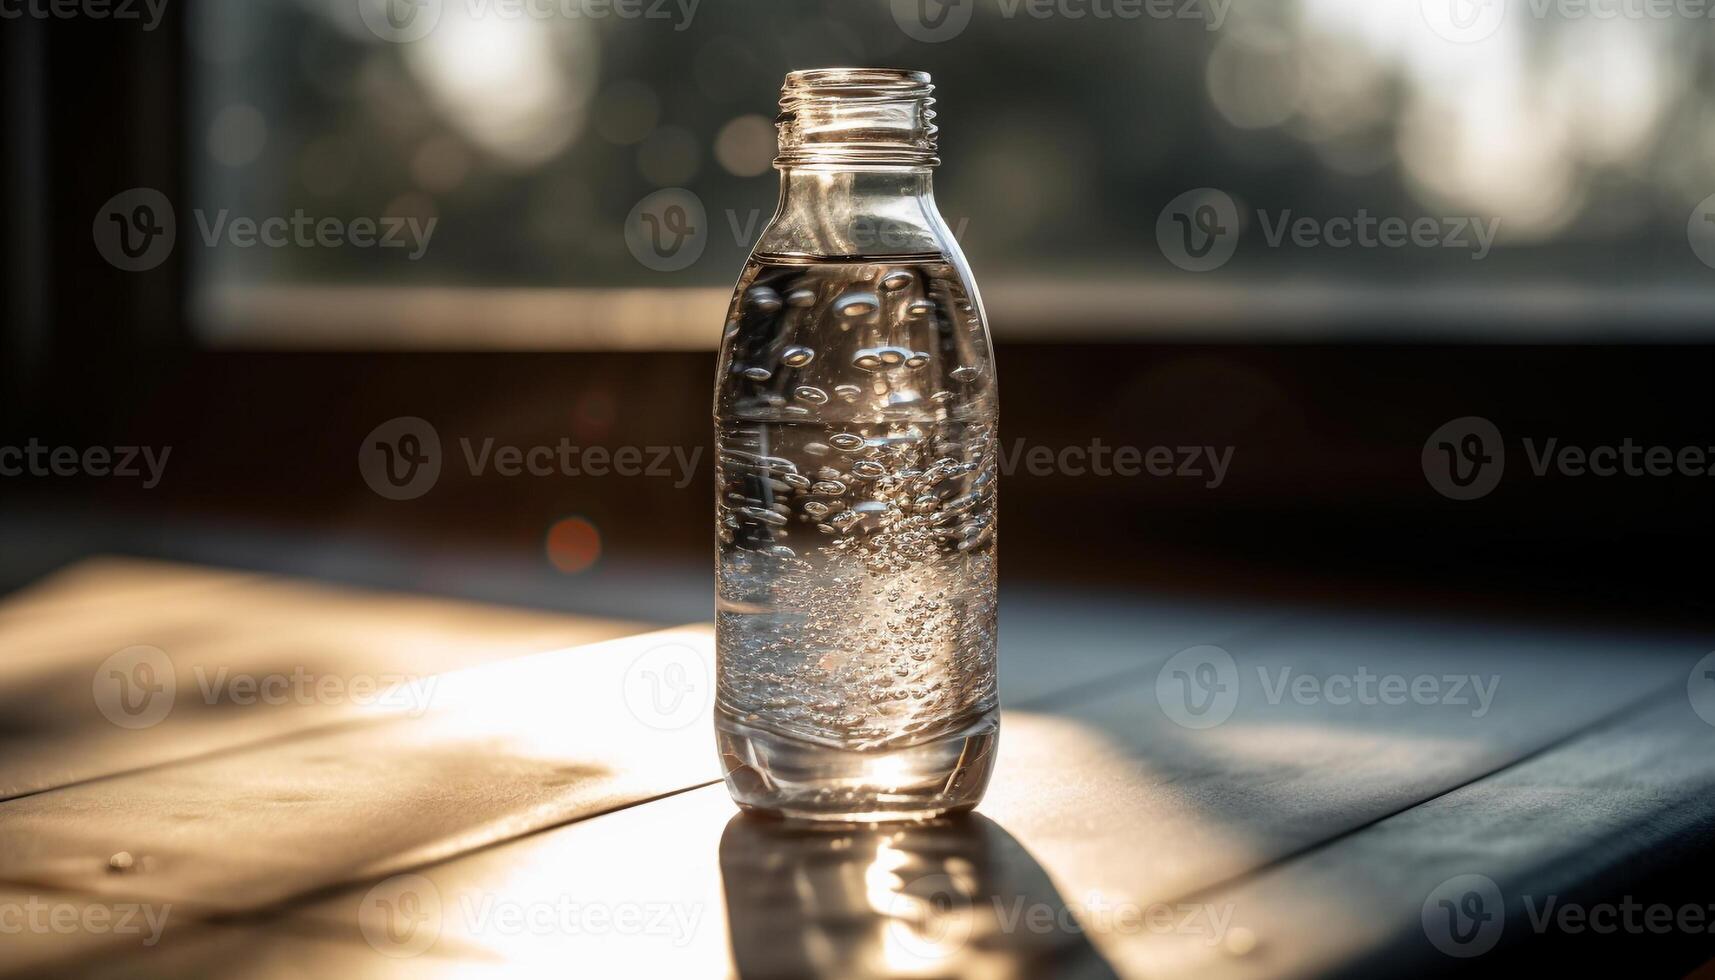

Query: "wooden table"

xmin=2 ymin=558 xmax=1712 ymax=978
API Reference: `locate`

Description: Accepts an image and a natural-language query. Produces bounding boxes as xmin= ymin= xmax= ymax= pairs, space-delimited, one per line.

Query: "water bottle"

xmin=714 ymin=68 xmax=998 ymax=821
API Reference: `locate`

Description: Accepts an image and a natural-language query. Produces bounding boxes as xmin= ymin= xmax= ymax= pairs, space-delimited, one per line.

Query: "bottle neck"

xmin=756 ymin=69 xmax=950 ymax=259
xmin=756 ymin=167 xmax=943 ymax=259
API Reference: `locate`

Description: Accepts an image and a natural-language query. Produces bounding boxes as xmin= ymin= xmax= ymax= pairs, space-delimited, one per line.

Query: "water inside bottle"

xmin=715 ymin=253 xmax=998 ymax=819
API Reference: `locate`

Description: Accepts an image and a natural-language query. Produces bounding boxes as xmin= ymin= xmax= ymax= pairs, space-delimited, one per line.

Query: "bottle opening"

xmin=776 ymin=68 xmax=939 ymax=170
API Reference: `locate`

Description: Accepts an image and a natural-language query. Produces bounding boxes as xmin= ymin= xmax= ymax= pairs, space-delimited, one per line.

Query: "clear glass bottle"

xmin=714 ymin=68 xmax=998 ymax=822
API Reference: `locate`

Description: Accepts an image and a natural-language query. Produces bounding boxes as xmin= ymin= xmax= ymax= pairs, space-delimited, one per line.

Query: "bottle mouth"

xmin=776 ymin=68 xmax=939 ymax=169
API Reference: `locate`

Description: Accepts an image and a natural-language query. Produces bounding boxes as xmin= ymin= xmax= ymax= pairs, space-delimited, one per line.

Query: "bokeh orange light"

xmin=546 ymin=516 xmax=602 ymax=574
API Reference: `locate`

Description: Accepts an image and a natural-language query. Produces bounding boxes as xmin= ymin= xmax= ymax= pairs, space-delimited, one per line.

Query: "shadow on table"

xmin=720 ymin=812 xmax=1118 ymax=979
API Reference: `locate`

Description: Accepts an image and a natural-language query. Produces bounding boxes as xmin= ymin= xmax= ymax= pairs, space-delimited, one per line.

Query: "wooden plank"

xmin=1120 ymin=692 xmax=1715 ymax=978
xmin=0 ymin=557 xmax=647 ymax=800
xmin=0 ymin=627 xmax=720 ymax=912
xmin=60 ymin=614 xmax=1699 ymax=978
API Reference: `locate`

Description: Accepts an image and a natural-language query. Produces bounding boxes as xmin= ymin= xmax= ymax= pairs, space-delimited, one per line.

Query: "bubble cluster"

xmin=715 ymin=256 xmax=997 ymax=747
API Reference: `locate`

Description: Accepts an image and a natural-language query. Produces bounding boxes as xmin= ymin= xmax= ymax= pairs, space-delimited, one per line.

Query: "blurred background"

xmin=1 ymin=0 xmax=1712 ymax=628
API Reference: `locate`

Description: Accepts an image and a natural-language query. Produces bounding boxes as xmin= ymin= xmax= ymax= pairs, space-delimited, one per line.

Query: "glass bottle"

xmin=714 ymin=68 xmax=998 ymax=822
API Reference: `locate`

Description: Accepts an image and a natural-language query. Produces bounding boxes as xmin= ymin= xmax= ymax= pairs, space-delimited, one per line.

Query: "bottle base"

xmin=716 ymin=708 xmax=999 ymax=823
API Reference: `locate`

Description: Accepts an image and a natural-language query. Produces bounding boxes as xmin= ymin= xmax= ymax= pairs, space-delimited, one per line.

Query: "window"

xmin=192 ymin=0 xmax=1715 ymax=346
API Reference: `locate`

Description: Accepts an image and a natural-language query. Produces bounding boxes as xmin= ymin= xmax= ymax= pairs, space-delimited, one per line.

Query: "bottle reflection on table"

xmin=718 ymin=813 xmax=1116 ymax=979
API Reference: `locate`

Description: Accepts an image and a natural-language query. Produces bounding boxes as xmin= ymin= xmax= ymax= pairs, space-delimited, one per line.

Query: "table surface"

xmin=2 ymin=557 xmax=1712 ymax=978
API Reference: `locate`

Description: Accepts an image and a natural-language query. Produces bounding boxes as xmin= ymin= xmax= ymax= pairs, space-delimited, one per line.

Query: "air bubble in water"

xmin=833 ymin=292 xmax=879 ymax=317
xmin=950 ymin=366 xmax=980 ymax=383
xmin=782 ymin=346 xmax=815 ymax=367
xmin=741 ymin=366 xmax=772 ymax=382
xmin=785 ymin=288 xmax=817 ymax=308
xmin=880 ymin=270 xmax=914 ymax=290
xmin=746 ymin=287 xmax=782 ymax=313
xmin=828 ymin=433 xmax=865 ymax=452
xmin=834 ymin=384 xmax=863 ymax=402
xmin=795 ymin=385 xmax=829 ymax=405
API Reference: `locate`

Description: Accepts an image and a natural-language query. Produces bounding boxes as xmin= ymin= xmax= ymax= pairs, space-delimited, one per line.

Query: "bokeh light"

xmin=546 ymin=517 xmax=603 ymax=575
